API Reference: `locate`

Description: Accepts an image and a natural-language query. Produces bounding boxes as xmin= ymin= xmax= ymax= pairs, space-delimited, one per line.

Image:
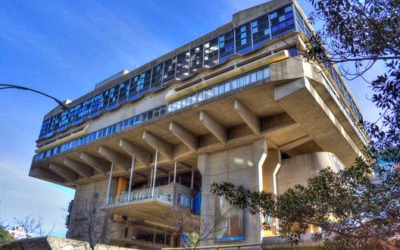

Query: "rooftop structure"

xmin=29 ymin=0 xmax=368 ymax=249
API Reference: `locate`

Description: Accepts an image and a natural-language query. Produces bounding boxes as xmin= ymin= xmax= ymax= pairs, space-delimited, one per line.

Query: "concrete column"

xmin=128 ymin=156 xmax=135 ymax=201
xmin=173 ymin=161 xmax=177 ymax=184
xmin=197 ymin=139 xmax=267 ymax=245
xmin=105 ymin=162 xmax=114 ymax=205
xmin=151 ymin=150 xmax=159 ymax=197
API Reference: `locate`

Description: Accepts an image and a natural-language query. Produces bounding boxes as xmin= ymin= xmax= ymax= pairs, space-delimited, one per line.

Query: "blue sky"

xmin=0 ymin=0 xmax=381 ymax=237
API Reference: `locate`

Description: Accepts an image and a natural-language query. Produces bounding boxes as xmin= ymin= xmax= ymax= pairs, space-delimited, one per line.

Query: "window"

xmin=176 ymin=52 xmax=190 ymax=80
xmin=108 ymin=85 xmax=120 ymax=110
xmin=219 ymin=31 xmax=234 ymax=62
xmin=163 ymin=58 xmax=176 ymax=82
xmin=270 ymin=5 xmax=295 ymax=38
xmin=118 ymin=80 xmax=130 ymax=104
xmin=252 ymin=15 xmax=271 ymax=49
xmin=235 ymin=23 xmax=251 ymax=54
xmin=204 ymin=38 xmax=219 ymax=67
xmin=189 ymin=45 xmax=203 ymax=74
xmin=151 ymin=63 xmax=164 ymax=89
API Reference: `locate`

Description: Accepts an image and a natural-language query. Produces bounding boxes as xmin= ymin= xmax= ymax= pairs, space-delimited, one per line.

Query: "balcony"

xmin=102 ymin=183 xmax=200 ymax=230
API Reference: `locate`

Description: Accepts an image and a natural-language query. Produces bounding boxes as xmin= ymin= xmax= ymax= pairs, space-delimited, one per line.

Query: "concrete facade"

xmin=28 ymin=0 xmax=368 ymax=249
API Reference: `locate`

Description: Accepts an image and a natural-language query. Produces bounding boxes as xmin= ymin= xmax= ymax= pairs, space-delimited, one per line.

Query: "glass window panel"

xmin=204 ymin=38 xmax=219 ymax=67
xmin=151 ymin=63 xmax=164 ymax=89
xmin=219 ymin=31 xmax=234 ymax=62
xmin=189 ymin=45 xmax=203 ymax=75
xmin=176 ymin=52 xmax=190 ymax=80
xmin=235 ymin=24 xmax=251 ymax=54
xmin=118 ymin=79 xmax=130 ymax=103
xmin=163 ymin=58 xmax=177 ymax=83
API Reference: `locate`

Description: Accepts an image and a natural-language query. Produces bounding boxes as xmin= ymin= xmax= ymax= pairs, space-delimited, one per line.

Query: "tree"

xmin=0 ymin=219 xmax=14 ymax=244
xmin=212 ymin=0 xmax=400 ymax=249
xmin=68 ymin=198 xmax=115 ymax=250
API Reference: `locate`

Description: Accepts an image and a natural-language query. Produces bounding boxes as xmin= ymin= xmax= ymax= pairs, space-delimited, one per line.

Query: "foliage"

xmin=212 ymin=0 xmax=400 ymax=249
xmin=0 ymin=225 xmax=14 ymax=244
xmin=188 ymin=232 xmax=200 ymax=248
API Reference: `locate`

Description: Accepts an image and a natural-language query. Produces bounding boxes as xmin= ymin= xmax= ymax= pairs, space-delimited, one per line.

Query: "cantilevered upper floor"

xmin=30 ymin=0 xmax=368 ymax=188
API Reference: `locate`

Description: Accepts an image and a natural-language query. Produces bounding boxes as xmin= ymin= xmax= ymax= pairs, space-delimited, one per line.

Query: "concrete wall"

xmin=277 ymin=152 xmax=343 ymax=194
xmin=67 ymin=178 xmax=122 ymax=243
xmin=197 ymin=139 xmax=267 ymax=246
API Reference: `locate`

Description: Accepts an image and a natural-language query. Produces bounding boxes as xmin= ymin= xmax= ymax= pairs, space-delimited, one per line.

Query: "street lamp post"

xmin=0 ymin=84 xmax=69 ymax=110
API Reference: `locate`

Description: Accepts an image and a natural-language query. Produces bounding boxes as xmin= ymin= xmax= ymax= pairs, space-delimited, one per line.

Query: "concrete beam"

xmin=234 ymin=100 xmax=260 ymax=135
xmin=199 ymin=111 xmax=227 ymax=143
xmin=64 ymin=158 xmax=93 ymax=178
xmin=169 ymin=122 xmax=198 ymax=151
xmin=157 ymin=167 xmax=169 ymax=174
xmin=142 ymin=131 xmax=174 ymax=159
xmin=279 ymin=136 xmax=313 ymax=151
xmin=49 ymin=163 xmax=78 ymax=182
xmin=135 ymin=172 xmax=147 ymax=178
xmin=98 ymin=146 xmax=131 ymax=171
xmin=80 ymin=152 xmax=110 ymax=174
xmin=179 ymin=162 xmax=193 ymax=169
xmin=30 ymin=168 xmax=65 ymax=183
xmin=119 ymin=139 xmax=152 ymax=165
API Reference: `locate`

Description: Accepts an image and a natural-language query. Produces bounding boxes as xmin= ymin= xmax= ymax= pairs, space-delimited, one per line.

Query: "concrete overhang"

xmin=275 ymin=78 xmax=364 ymax=166
xmin=102 ymin=199 xmax=199 ymax=231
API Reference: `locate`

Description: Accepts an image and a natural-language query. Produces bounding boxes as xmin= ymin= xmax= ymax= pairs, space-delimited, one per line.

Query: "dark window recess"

xmin=98 ymin=90 xmax=110 ymax=113
xmin=235 ymin=23 xmax=252 ymax=54
xmin=176 ymin=52 xmax=190 ymax=80
xmin=189 ymin=45 xmax=203 ymax=74
xmin=151 ymin=63 xmax=164 ymax=89
xmin=108 ymin=85 xmax=120 ymax=110
xmin=163 ymin=58 xmax=176 ymax=83
xmin=204 ymin=38 xmax=219 ymax=67
xmin=252 ymin=15 xmax=271 ymax=49
xmin=117 ymin=79 xmax=130 ymax=104
xmin=219 ymin=31 xmax=234 ymax=63
xmin=270 ymin=5 xmax=295 ymax=38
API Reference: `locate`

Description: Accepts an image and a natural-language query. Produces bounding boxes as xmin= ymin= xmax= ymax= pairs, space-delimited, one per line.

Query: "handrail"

xmin=162 ymin=243 xmax=261 ymax=250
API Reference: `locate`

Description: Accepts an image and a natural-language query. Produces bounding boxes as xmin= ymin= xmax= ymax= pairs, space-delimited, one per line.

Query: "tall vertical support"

xmin=149 ymin=168 xmax=153 ymax=189
xmin=168 ymin=171 xmax=171 ymax=184
xmin=190 ymin=168 xmax=195 ymax=190
xmin=105 ymin=162 xmax=114 ymax=205
xmin=173 ymin=161 xmax=177 ymax=184
xmin=127 ymin=156 xmax=135 ymax=201
xmin=151 ymin=150 xmax=159 ymax=197
xmin=273 ymin=150 xmax=282 ymax=230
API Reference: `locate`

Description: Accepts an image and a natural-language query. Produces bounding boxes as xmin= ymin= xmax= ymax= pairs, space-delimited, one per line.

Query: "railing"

xmin=104 ymin=183 xmax=195 ymax=210
xmin=105 ymin=187 xmax=172 ymax=206
xmin=162 ymin=243 xmax=261 ymax=250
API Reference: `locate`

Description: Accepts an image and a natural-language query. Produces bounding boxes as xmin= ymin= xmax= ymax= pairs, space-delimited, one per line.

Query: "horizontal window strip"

xmin=33 ymin=66 xmax=271 ymax=162
xmin=38 ymin=4 xmax=296 ymax=141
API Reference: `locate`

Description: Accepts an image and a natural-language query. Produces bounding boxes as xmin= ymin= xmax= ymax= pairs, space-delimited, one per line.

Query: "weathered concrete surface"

xmin=0 ymin=236 xmax=136 ymax=250
xmin=198 ymin=140 xmax=267 ymax=246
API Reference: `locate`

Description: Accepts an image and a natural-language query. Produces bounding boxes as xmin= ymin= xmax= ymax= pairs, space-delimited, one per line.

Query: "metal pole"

xmin=149 ymin=168 xmax=153 ymax=189
xmin=152 ymin=150 xmax=159 ymax=197
xmin=168 ymin=171 xmax=171 ymax=184
xmin=105 ymin=162 xmax=114 ymax=205
xmin=173 ymin=161 xmax=177 ymax=184
xmin=127 ymin=156 xmax=135 ymax=201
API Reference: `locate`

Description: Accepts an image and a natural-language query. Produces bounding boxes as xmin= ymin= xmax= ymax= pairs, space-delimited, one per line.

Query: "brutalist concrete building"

xmin=29 ymin=0 xmax=368 ymax=249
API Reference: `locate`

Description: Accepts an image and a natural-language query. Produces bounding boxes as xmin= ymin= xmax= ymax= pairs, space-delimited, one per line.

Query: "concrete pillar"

xmin=197 ymin=139 xmax=267 ymax=246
